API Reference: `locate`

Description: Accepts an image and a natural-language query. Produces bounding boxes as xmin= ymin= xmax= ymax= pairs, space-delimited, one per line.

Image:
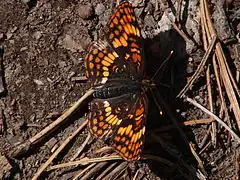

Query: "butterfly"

xmin=84 ymin=1 xmax=147 ymax=160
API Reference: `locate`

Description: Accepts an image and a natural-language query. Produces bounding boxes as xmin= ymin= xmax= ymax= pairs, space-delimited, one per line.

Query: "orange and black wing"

xmin=87 ymin=92 xmax=147 ymax=160
xmin=105 ymin=1 xmax=144 ymax=78
xmin=84 ymin=1 xmax=144 ymax=85
xmin=84 ymin=40 xmax=125 ymax=85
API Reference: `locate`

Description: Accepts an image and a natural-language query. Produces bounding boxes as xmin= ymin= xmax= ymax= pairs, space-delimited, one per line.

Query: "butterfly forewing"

xmin=85 ymin=40 xmax=123 ymax=85
xmin=105 ymin=1 xmax=144 ymax=79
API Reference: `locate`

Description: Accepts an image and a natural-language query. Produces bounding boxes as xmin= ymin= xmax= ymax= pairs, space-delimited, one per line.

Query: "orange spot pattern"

xmin=84 ymin=1 xmax=147 ymax=161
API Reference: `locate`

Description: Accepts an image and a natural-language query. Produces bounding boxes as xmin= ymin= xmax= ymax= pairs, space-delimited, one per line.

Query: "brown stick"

xmin=12 ymin=89 xmax=94 ymax=157
xmin=32 ymin=120 xmax=88 ymax=180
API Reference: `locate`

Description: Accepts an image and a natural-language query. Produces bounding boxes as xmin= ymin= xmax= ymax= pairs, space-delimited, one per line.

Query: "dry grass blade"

xmin=73 ymin=163 xmax=96 ymax=180
xmin=152 ymin=118 xmax=215 ymax=133
xmin=143 ymin=154 xmax=174 ymax=167
xmin=95 ymin=162 xmax=118 ymax=180
xmin=32 ymin=120 xmax=88 ymax=180
xmin=201 ymin=0 xmax=240 ymax=129
xmin=76 ymin=161 xmax=109 ymax=180
xmin=133 ymin=169 xmax=141 ymax=180
xmin=71 ymin=133 xmax=92 ymax=161
xmin=186 ymin=96 xmax=240 ymax=143
xmin=102 ymin=162 xmax=128 ymax=180
xmin=177 ymin=35 xmax=217 ymax=98
xmin=12 ymin=88 xmax=94 ymax=158
xmin=206 ymin=65 xmax=217 ymax=147
xmin=48 ymin=156 xmax=122 ymax=171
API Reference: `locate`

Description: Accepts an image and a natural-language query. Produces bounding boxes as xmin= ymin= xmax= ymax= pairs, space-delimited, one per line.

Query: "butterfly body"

xmin=93 ymin=80 xmax=142 ymax=99
xmin=84 ymin=1 xmax=148 ymax=160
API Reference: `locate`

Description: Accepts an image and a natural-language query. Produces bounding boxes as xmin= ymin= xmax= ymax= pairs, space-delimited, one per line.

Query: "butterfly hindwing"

xmin=111 ymin=93 xmax=147 ymax=160
xmin=87 ymin=92 xmax=147 ymax=160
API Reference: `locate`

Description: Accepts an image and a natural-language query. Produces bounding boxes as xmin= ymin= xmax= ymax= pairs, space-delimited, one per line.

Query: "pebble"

xmin=61 ymin=34 xmax=84 ymax=52
xmin=95 ymin=3 xmax=105 ymax=16
xmin=21 ymin=0 xmax=31 ymax=4
xmin=46 ymin=111 xmax=61 ymax=120
xmin=76 ymin=3 xmax=94 ymax=20
xmin=0 ymin=33 xmax=4 ymax=40
xmin=45 ymin=137 xmax=58 ymax=150
xmin=33 ymin=31 xmax=42 ymax=40
xmin=33 ymin=79 xmax=44 ymax=86
xmin=20 ymin=46 xmax=28 ymax=52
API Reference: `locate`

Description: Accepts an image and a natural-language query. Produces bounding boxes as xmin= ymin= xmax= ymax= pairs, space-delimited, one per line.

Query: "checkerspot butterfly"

xmin=84 ymin=1 xmax=147 ymax=160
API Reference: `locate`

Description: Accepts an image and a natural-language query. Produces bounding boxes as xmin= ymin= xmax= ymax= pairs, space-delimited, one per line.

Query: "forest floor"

xmin=0 ymin=0 xmax=240 ymax=179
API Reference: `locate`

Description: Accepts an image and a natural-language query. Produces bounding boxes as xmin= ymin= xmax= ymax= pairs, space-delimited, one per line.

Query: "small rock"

xmin=20 ymin=46 xmax=28 ymax=52
xmin=0 ymin=155 xmax=13 ymax=179
xmin=6 ymin=26 xmax=18 ymax=40
xmin=58 ymin=60 xmax=67 ymax=68
xmin=33 ymin=31 xmax=42 ymax=40
xmin=61 ymin=34 xmax=84 ymax=52
xmin=45 ymin=137 xmax=58 ymax=150
xmin=0 ymin=33 xmax=5 ymax=40
xmin=68 ymin=71 xmax=76 ymax=79
xmin=95 ymin=3 xmax=105 ymax=16
xmin=33 ymin=79 xmax=44 ymax=86
xmin=9 ymin=40 xmax=14 ymax=44
xmin=46 ymin=111 xmax=61 ymax=120
xmin=76 ymin=3 xmax=94 ymax=20
xmin=21 ymin=0 xmax=31 ymax=4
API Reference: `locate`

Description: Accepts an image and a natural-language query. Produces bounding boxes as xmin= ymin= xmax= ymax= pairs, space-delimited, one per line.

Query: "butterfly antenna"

xmin=149 ymin=85 xmax=163 ymax=115
xmin=150 ymin=51 xmax=173 ymax=81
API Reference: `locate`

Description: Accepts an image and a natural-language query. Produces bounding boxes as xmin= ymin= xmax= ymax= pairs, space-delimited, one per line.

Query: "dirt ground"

xmin=0 ymin=0 xmax=240 ymax=179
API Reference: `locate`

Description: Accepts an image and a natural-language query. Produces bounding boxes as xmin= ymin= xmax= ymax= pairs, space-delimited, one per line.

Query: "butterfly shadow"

xmin=142 ymin=29 xmax=200 ymax=179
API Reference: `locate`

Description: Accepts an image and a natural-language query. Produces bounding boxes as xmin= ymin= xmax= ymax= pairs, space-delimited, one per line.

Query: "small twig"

xmin=0 ymin=47 xmax=6 ymax=94
xmin=95 ymin=146 xmax=113 ymax=154
xmin=73 ymin=163 xmax=96 ymax=180
xmin=206 ymin=65 xmax=217 ymax=148
xmin=143 ymin=154 xmax=174 ymax=167
xmin=182 ymin=118 xmax=215 ymax=126
xmin=48 ymin=155 xmax=121 ymax=171
xmin=212 ymin=55 xmax=231 ymax=125
xmin=95 ymin=162 xmax=118 ymax=180
xmin=133 ymin=169 xmax=141 ymax=180
xmin=108 ymin=162 xmax=128 ymax=180
xmin=199 ymin=141 xmax=211 ymax=154
xmin=71 ymin=76 xmax=88 ymax=82
xmin=199 ymin=126 xmax=211 ymax=149
xmin=0 ymin=108 xmax=5 ymax=135
xmin=177 ymin=35 xmax=217 ymax=98
xmin=12 ymin=88 xmax=94 ymax=158
xmin=185 ymin=96 xmax=240 ymax=143
xmin=151 ymin=118 xmax=214 ymax=133
xmin=202 ymin=0 xmax=240 ymax=129
xmin=32 ymin=120 xmax=88 ymax=180
xmin=171 ymin=23 xmax=192 ymax=43
xmin=176 ymin=0 xmax=183 ymax=26
xmin=77 ymin=162 xmax=108 ymax=180
xmin=71 ymin=133 xmax=91 ymax=161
